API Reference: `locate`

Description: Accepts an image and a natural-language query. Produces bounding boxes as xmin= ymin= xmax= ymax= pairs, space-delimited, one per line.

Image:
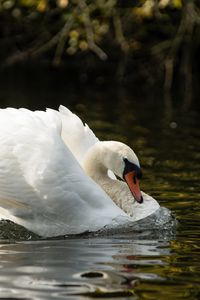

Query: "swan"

xmin=0 ymin=105 xmax=159 ymax=237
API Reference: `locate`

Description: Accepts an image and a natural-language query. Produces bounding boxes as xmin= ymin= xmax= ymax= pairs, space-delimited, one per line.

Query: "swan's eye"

xmin=123 ymin=158 xmax=142 ymax=180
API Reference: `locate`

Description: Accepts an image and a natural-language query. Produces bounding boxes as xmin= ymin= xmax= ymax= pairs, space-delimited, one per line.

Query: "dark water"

xmin=0 ymin=70 xmax=200 ymax=299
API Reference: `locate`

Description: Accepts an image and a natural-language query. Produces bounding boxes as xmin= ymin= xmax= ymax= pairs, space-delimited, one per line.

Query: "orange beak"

xmin=124 ymin=171 xmax=143 ymax=203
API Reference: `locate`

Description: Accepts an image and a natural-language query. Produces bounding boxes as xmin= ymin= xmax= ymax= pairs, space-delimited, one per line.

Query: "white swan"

xmin=0 ymin=105 xmax=159 ymax=237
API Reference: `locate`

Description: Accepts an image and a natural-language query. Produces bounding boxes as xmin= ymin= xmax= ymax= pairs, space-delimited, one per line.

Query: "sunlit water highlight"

xmin=0 ymin=74 xmax=200 ymax=300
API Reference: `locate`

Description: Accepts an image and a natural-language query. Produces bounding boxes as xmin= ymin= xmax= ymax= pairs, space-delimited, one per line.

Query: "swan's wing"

xmin=58 ymin=105 xmax=99 ymax=165
xmin=0 ymin=108 xmax=49 ymax=221
xmin=0 ymin=108 xmax=126 ymax=237
xmin=58 ymin=105 xmax=116 ymax=179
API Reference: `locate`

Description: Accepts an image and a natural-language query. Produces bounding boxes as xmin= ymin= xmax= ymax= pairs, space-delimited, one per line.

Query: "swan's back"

xmin=0 ymin=108 xmax=127 ymax=237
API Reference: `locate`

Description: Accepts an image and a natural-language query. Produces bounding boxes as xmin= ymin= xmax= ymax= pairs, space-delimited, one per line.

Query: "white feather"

xmin=58 ymin=105 xmax=98 ymax=165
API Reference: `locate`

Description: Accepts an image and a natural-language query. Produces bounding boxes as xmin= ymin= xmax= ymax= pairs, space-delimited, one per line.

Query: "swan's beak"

xmin=124 ymin=171 xmax=143 ymax=203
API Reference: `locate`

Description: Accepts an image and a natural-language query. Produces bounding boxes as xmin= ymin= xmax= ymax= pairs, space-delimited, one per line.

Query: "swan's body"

xmin=0 ymin=106 xmax=159 ymax=237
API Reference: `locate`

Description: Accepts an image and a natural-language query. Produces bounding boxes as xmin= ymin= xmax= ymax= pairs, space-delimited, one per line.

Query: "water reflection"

xmin=0 ymin=238 xmax=171 ymax=299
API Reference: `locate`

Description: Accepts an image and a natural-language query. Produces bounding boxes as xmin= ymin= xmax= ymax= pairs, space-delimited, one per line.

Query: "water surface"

xmin=0 ymin=72 xmax=199 ymax=299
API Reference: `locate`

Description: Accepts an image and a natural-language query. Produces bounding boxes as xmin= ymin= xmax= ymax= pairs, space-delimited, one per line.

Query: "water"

xmin=0 ymin=70 xmax=200 ymax=299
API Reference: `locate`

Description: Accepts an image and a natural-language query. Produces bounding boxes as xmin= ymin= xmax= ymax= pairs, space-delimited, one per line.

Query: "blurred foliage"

xmin=0 ymin=0 xmax=200 ymax=105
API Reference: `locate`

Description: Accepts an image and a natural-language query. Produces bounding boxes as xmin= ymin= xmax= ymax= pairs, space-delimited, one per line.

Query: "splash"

xmin=98 ymin=207 xmax=177 ymax=240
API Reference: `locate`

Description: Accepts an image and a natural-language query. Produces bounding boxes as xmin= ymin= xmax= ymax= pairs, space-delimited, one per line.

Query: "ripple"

xmin=79 ymin=271 xmax=105 ymax=278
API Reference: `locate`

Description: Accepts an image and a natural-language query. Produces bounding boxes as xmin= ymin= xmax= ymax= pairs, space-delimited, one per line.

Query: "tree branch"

xmin=78 ymin=0 xmax=107 ymax=60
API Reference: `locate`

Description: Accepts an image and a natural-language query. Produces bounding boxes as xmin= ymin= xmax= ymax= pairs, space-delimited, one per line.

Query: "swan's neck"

xmin=83 ymin=142 xmax=135 ymax=215
xmin=83 ymin=143 xmax=110 ymax=186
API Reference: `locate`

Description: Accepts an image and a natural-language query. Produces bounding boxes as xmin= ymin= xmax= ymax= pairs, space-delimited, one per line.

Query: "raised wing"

xmin=58 ymin=105 xmax=99 ymax=166
xmin=58 ymin=105 xmax=115 ymax=179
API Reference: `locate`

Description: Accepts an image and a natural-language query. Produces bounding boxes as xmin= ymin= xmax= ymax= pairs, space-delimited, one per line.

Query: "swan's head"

xmin=101 ymin=141 xmax=143 ymax=203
